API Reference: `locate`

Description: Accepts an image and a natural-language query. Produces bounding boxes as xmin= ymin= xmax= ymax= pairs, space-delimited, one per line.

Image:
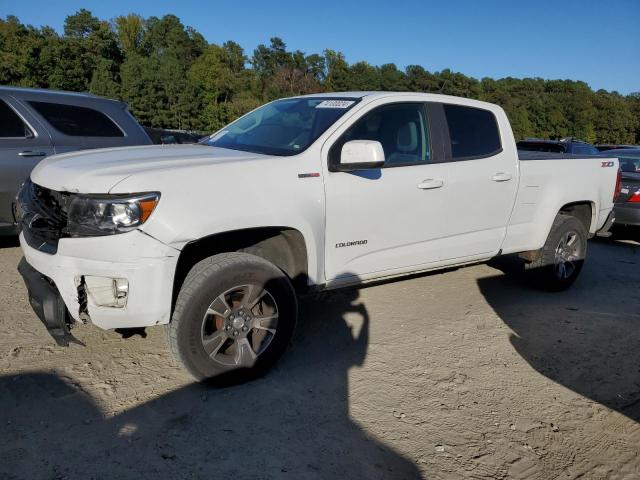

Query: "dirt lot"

xmin=1 ymin=232 xmax=639 ymax=480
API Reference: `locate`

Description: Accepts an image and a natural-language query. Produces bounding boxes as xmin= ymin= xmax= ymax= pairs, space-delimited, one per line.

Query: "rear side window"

xmin=0 ymin=100 xmax=31 ymax=138
xmin=28 ymin=101 xmax=124 ymax=137
xmin=444 ymin=104 xmax=501 ymax=159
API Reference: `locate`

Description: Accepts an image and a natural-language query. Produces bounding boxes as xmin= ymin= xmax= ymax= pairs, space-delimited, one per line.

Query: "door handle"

xmin=18 ymin=151 xmax=47 ymax=157
xmin=417 ymin=178 xmax=444 ymax=190
xmin=492 ymin=172 xmax=512 ymax=182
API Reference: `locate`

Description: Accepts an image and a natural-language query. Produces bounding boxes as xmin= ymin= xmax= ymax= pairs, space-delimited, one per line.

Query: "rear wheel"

xmin=526 ymin=214 xmax=587 ymax=291
xmin=168 ymin=252 xmax=297 ymax=383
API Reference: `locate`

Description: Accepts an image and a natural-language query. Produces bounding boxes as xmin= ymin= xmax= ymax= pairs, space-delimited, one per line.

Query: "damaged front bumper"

xmin=19 ymin=230 xmax=179 ymax=337
xmin=17 ymin=258 xmax=79 ymax=346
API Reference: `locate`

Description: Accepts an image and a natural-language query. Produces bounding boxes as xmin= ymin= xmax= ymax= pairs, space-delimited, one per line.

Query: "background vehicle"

xmin=16 ymin=92 xmax=619 ymax=382
xmin=143 ymin=127 xmax=204 ymax=145
xmin=0 ymin=86 xmax=152 ymax=235
xmin=596 ymin=144 xmax=639 ymax=152
xmin=600 ymin=148 xmax=640 ymax=226
xmin=517 ymin=137 xmax=599 ymax=155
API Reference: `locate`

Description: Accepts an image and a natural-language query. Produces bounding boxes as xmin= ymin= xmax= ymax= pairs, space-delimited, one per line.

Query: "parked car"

xmin=596 ymin=144 xmax=639 ymax=152
xmin=144 ymin=127 xmax=204 ymax=145
xmin=15 ymin=92 xmax=619 ymax=382
xmin=0 ymin=86 xmax=152 ymax=235
xmin=599 ymin=148 xmax=640 ymax=226
xmin=517 ymin=138 xmax=599 ymax=155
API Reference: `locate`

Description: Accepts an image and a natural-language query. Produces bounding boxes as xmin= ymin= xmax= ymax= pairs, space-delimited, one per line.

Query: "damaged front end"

xmin=17 ymin=257 xmax=82 ymax=347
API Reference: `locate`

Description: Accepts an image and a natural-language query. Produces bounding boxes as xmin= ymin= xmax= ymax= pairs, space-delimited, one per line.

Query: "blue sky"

xmin=2 ymin=0 xmax=638 ymax=94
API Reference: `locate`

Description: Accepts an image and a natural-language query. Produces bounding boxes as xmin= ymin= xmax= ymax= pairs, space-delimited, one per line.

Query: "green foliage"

xmin=1 ymin=10 xmax=638 ymax=142
xmin=89 ymin=58 xmax=120 ymax=98
xmin=114 ymin=14 xmax=144 ymax=54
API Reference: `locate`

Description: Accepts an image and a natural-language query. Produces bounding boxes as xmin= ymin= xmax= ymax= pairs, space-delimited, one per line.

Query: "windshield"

xmin=205 ymin=97 xmax=360 ymax=156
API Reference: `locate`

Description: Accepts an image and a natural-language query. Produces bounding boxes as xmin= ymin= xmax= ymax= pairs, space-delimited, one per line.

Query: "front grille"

xmin=18 ymin=180 xmax=69 ymax=254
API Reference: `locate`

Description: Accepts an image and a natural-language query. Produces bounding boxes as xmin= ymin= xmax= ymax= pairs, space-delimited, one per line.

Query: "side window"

xmin=340 ymin=103 xmax=431 ymax=166
xmin=0 ymin=100 xmax=32 ymax=138
xmin=443 ymin=104 xmax=501 ymax=159
xmin=28 ymin=101 xmax=124 ymax=137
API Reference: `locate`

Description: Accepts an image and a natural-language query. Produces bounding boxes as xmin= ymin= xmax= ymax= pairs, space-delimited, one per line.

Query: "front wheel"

xmin=526 ymin=214 xmax=587 ymax=292
xmin=168 ymin=252 xmax=297 ymax=383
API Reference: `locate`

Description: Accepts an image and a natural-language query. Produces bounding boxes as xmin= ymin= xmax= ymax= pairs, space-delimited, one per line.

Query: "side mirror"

xmin=338 ymin=140 xmax=385 ymax=171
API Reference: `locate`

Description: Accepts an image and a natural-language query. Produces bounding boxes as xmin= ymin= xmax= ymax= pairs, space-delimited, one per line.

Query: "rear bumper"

xmin=17 ymin=257 xmax=76 ymax=346
xmin=614 ymin=203 xmax=640 ymax=226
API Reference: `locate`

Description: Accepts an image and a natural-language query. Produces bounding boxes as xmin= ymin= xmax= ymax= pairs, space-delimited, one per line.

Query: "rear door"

xmin=435 ymin=102 xmax=519 ymax=259
xmin=0 ymin=96 xmax=54 ymax=229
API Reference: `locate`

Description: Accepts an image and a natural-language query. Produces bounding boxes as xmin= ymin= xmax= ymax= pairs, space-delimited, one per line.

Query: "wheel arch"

xmin=558 ymin=200 xmax=596 ymax=235
xmin=518 ymin=200 xmax=595 ymax=262
xmin=171 ymin=227 xmax=309 ymax=315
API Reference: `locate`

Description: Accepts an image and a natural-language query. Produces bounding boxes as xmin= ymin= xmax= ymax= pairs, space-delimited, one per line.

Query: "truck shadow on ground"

xmin=1 ymin=287 xmax=422 ymax=480
xmin=479 ymin=239 xmax=640 ymax=423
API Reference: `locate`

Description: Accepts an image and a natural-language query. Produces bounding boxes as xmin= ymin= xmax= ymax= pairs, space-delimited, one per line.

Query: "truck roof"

xmin=292 ymin=91 xmax=500 ymax=109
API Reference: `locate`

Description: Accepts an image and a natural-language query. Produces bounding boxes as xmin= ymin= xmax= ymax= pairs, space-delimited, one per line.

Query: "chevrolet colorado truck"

xmin=15 ymin=92 xmax=620 ymax=382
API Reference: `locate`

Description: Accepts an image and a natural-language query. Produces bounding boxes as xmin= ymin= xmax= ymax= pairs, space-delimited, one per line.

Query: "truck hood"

xmin=30 ymin=144 xmax=272 ymax=193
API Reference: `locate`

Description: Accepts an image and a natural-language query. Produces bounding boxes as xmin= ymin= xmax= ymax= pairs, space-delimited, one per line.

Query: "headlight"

xmin=66 ymin=193 xmax=160 ymax=237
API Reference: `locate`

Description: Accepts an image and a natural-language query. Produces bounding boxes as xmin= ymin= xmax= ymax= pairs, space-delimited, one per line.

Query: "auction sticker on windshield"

xmin=315 ymin=100 xmax=355 ymax=109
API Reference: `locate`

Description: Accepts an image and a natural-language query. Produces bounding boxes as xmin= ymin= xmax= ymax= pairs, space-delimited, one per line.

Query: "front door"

xmin=323 ymin=102 xmax=449 ymax=282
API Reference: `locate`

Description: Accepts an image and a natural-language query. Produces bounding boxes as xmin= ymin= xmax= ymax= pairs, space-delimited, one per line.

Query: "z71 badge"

xmin=601 ymin=161 xmax=615 ymax=167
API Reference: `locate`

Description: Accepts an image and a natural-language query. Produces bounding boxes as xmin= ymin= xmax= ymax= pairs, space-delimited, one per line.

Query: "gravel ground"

xmin=1 ymin=231 xmax=639 ymax=480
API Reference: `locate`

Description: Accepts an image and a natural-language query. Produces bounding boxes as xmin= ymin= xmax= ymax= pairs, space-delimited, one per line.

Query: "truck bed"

xmin=518 ymin=150 xmax=605 ymax=161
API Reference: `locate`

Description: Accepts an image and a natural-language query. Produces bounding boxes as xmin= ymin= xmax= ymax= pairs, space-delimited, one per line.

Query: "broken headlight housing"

xmin=66 ymin=193 xmax=160 ymax=237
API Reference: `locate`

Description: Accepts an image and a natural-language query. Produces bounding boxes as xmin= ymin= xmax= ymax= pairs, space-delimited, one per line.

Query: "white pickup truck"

xmin=16 ymin=92 xmax=620 ymax=382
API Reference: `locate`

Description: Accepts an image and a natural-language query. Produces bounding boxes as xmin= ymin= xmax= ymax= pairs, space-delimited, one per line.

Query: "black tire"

xmin=168 ymin=252 xmax=297 ymax=383
xmin=526 ymin=214 xmax=587 ymax=292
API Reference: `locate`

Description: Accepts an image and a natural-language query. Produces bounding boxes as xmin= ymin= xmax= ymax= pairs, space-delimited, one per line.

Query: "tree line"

xmin=1 ymin=10 xmax=639 ymax=143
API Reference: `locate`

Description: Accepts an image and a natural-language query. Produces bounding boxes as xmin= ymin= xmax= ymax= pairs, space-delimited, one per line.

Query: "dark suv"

xmin=0 ymin=86 xmax=152 ymax=235
xmin=517 ymin=137 xmax=599 ymax=155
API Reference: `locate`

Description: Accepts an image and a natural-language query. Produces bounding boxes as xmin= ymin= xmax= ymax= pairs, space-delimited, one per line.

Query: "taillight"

xmin=628 ymin=191 xmax=640 ymax=203
xmin=614 ymin=168 xmax=622 ymax=202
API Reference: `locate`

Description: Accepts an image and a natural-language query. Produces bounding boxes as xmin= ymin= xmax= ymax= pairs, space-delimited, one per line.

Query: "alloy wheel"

xmin=200 ymin=284 xmax=279 ymax=368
